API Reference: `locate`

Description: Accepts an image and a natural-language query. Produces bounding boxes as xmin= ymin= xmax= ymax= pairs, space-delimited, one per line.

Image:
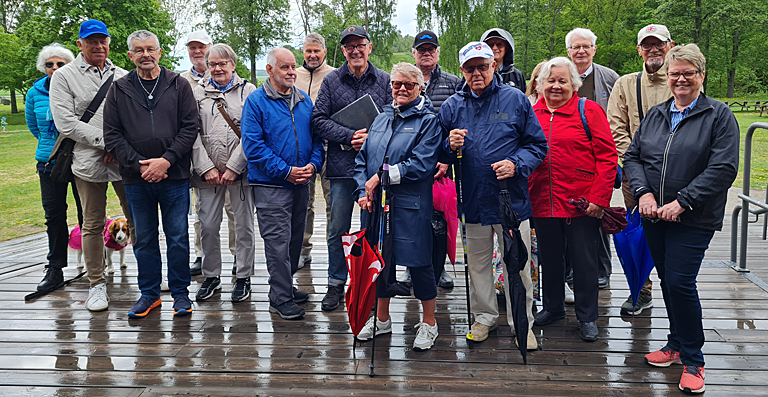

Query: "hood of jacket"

xmin=200 ymin=72 xmax=248 ymax=99
xmin=263 ymin=77 xmax=306 ymax=109
xmin=481 ymin=28 xmax=515 ymax=67
xmin=385 ymin=95 xmax=434 ymax=119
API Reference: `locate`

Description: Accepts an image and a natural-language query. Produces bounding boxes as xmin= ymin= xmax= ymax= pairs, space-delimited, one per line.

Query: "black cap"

xmin=413 ymin=30 xmax=439 ymax=49
xmin=340 ymin=25 xmax=369 ymax=44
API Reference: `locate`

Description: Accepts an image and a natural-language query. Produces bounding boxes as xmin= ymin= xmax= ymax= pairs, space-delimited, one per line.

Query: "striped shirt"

xmin=670 ymin=97 xmax=698 ymax=132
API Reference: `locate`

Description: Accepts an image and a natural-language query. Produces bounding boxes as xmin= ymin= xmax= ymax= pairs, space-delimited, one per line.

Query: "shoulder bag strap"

xmin=81 ymin=73 xmax=115 ymax=124
xmin=216 ymin=99 xmax=241 ymax=139
xmin=578 ymin=97 xmax=592 ymax=141
xmin=636 ymin=71 xmax=644 ymax=122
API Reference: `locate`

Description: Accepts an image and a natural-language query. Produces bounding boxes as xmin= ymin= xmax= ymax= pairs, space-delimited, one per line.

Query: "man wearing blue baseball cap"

xmin=437 ymin=41 xmax=547 ymax=346
xmin=50 ymin=19 xmax=132 ymax=312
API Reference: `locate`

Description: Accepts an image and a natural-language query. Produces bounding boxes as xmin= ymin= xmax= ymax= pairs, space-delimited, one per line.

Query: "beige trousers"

xmin=74 ymin=177 xmax=134 ymax=287
xmin=193 ymin=187 xmax=235 ymax=258
xmin=466 ymin=220 xmax=534 ymax=330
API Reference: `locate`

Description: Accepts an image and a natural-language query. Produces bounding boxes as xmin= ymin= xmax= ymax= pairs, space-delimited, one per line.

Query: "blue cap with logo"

xmin=459 ymin=41 xmax=494 ymax=67
xmin=413 ymin=30 xmax=439 ymax=49
xmin=79 ymin=20 xmax=110 ymax=39
xmin=340 ymin=25 xmax=369 ymax=44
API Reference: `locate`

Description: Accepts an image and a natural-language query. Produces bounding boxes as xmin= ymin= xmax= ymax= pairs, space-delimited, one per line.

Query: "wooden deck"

xmin=1 ymin=194 xmax=768 ymax=396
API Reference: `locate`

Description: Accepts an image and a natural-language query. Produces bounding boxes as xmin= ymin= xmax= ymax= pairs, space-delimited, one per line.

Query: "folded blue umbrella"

xmin=612 ymin=210 xmax=656 ymax=307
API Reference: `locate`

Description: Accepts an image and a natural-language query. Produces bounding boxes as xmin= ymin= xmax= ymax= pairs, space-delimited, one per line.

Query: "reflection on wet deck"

xmin=1 ymin=199 xmax=768 ymax=395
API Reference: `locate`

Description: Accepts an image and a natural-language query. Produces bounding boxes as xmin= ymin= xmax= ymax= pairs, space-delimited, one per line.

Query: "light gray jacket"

xmin=591 ymin=62 xmax=620 ymax=112
xmin=49 ymin=53 xmax=127 ymax=183
xmin=191 ymin=73 xmax=256 ymax=188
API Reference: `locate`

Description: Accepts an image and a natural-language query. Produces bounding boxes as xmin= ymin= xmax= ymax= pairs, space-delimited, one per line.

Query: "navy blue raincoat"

xmin=438 ymin=74 xmax=548 ymax=225
xmin=354 ymin=96 xmax=442 ymax=268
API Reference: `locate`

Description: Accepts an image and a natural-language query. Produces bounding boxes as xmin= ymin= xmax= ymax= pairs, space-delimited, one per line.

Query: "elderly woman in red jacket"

xmin=528 ymin=57 xmax=617 ymax=342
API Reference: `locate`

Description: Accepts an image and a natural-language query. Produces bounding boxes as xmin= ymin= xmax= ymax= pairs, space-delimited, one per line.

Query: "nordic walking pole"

xmin=370 ymin=156 xmax=389 ymax=377
xmin=454 ymin=148 xmax=473 ymax=348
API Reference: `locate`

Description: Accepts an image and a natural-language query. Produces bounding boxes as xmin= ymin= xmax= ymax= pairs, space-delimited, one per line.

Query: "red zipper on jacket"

xmin=548 ymin=112 xmax=554 ymax=217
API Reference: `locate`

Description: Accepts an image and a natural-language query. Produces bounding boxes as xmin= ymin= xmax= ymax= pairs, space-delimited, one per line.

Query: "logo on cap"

xmin=474 ymin=45 xmax=483 ymax=50
xmin=647 ymin=26 xmax=656 ymax=32
xmin=348 ymin=27 xmax=356 ymax=32
xmin=419 ymin=34 xmax=433 ymax=40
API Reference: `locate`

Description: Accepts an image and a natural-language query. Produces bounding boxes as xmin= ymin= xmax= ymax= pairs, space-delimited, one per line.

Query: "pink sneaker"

xmin=679 ymin=365 xmax=705 ymax=394
xmin=645 ymin=346 xmax=682 ymax=367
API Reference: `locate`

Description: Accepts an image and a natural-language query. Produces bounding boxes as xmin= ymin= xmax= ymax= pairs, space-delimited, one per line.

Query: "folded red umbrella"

xmin=342 ymin=228 xmax=385 ymax=336
xmin=568 ymin=197 xmax=628 ymax=234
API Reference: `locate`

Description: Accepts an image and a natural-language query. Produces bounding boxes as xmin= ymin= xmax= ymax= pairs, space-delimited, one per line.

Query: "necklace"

xmin=139 ymin=74 xmax=159 ymax=99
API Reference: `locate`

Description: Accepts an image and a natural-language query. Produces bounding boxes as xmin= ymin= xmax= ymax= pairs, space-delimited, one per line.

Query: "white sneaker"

xmin=413 ymin=321 xmax=438 ymax=351
xmin=356 ymin=316 xmax=392 ymax=341
xmin=565 ymin=283 xmax=575 ymax=304
xmin=160 ymin=277 xmax=170 ymax=292
xmin=86 ymin=283 xmax=109 ymax=311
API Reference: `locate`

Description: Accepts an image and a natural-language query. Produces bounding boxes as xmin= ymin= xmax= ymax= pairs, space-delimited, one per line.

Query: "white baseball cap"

xmin=459 ymin=41 xmax=494 ymax=67
xmin=186 ymin=31 xmax=212 ymax=46
xmin=637 ymin=24 xmax=672 ymax=45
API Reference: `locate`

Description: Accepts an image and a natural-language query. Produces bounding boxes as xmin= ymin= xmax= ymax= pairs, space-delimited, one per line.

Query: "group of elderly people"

xmin=27 ymin=19 xmax=738 ymax=393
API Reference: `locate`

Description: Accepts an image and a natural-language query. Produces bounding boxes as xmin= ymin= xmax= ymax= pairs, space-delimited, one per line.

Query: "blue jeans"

xmin=125 ymin=179 xmax=191 ymax=300
xmin=326 ymin=179 xmax=358 ymax=285
xmin=642 ymin=220 xmax=714 ymax=367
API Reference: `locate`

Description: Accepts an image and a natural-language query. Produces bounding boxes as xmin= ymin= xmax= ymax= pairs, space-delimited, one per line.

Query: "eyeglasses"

xmin=568 ymin=45 xmax=594 ymax=52
xmin=416 ymin=46 xmax=437 ymax=54
xmin=45 ymin=61 xmax=66 ymax=68
xmin=131 ymin=47 xmax=159 ymax=56
xmin=208 ymin=61 xmax=231 ymax=69
xmin=667 ymin=70 xmax=700 ymax=80
xmin=343 ymin=43 xmax=368 ymax=53
xmin=462 ymin=63 xmax=491 ymax=74
xmin=486 ymin=42 xmax=505 ymax=49
xmin=392 ymin=81 xmax=418 ymax=90
xmin=640 ymin=41 xmax=669 ymax=51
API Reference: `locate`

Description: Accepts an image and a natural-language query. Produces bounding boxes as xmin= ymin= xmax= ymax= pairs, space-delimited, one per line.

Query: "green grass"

xmin=0 ymin=104 xmax=767 ymax=242
xmin=0 ymin=103 xmax=128 ymax=241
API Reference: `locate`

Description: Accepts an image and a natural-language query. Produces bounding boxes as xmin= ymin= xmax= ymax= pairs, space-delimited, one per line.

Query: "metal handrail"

xmin=734 ymin=122 xmax=768 ymax=272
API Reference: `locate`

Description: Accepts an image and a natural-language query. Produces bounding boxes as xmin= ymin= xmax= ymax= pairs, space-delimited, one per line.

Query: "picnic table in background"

xmin=721 ymin=99 xmax=768 ymax=116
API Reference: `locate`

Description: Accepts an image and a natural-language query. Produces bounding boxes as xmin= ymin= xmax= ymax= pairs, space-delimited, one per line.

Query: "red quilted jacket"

xmin=528 ymin=94 xmax=617 ymax=218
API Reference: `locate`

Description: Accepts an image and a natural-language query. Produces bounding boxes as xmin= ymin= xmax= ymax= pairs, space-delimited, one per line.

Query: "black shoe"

xmin=231 ymin=278 xmax=251 ymax=302
xmin=321 ymin=284 xmax=345 ymax=311
xmin=293 ymin=287 xmax=309 ymax=304
xmin=232 ymin=255 xmax=237 ymax=275
xmin=437 ymin=269 xmax=454 ymax=289
xmin=269 ymin=300 xmax=306 ymax=319
xmin=534 ymin=310 xmax=566 ymax=326
xmin=37 ymin=267 xmax=64 ymax=291
xmin=195 ymin=277 xmax=221 ymax=301
xmin=579 ymin=321 xmax=598 ymax=342
xmin=598 ymin=276 xmax=610 ymax=289
xmin=190 ymin=257 xmax=202 ymax=276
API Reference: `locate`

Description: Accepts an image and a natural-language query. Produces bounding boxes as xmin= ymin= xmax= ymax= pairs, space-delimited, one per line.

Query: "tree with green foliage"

xmin=202 ymin=0 xmax=290 ymax=82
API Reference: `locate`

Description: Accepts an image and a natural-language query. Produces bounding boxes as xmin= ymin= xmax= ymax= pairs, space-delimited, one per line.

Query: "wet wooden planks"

xmin=1 ymin=197 xmax=768 ymax=395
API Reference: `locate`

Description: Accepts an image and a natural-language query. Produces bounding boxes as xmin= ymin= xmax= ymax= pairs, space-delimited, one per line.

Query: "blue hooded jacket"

xmin=438 ymin=73 xmax=548 ymax=224
xmin=25 ymin=76 xmax=59 ymax=163
xmin=241 ymin=80 xmax=325 ymax=189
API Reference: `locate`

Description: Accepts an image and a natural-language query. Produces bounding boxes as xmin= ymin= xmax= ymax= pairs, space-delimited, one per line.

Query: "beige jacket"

xmin=191 ymin=73 xmax=256 ymax=188
xmin=181 ymin=67 xmax=209 ymax=87
xmin=607 ymin=67 xmax=672 ymax=160
xmin=296 ymin=61 xmax=335 ymax=103
xmin=49 ymin=53 xmax=127 ymax=183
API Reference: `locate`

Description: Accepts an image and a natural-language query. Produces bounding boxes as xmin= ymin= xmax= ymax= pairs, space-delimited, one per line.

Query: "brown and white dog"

xmin=68 ymin=217 xmax=131 ymax=273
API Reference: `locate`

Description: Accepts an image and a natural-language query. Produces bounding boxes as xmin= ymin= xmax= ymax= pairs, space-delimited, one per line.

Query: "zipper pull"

xmin=550 ymin=114 xmax=554 ymax=122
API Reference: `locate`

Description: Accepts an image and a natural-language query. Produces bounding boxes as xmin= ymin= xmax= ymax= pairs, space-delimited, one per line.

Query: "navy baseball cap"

xmin=79 ymin=20 xmax=110 ymax=38
xmin=340 ymin=25 xmax=369 ymax=43
xmin=413 ymin=30 xmax=439 ymax=49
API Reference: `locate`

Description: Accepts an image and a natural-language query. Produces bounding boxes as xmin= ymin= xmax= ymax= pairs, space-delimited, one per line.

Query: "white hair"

xmin=390 ymin=62 xmax=425 ymax=88
xmin=565 ymin=28 xmax=597 ymax=48
xmin=304 ymin=33 xmax=326 ymax=49
xmin=127 ymin=30 xmax=160 ymax=51
xmin=36 ymin=43 xmax=75 ymax=73
xmin=206 ymin=43 xmax=238 ymax=65
xmin=266 ymin=47 xmax=294 ymax=67
xmin=537 ymin=57 xmax=583 ymax=92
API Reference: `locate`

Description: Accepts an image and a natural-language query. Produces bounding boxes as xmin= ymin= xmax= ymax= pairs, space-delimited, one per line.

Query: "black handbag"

xmin=48 ymin=73 xmax=115 ymax=183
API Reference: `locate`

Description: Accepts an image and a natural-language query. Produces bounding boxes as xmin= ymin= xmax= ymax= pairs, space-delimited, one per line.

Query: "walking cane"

xmin=370 ymin=156 xmax=390 ymax=377
xmin=454 ymin=148 xmax=473 ymax=348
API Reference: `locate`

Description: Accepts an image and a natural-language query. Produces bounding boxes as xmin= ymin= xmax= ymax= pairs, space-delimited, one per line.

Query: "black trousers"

xmin=38 ymin=163 xmax=83 ymax=269
xmin=535 ymin=216 xmax=600 ymax=322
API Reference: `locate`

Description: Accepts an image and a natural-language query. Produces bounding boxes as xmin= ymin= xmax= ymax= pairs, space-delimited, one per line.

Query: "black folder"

xmin=330 ymin=94 xmax=380 ymax=150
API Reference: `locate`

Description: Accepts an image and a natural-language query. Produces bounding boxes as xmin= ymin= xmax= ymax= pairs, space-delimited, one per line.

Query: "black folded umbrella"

xmin=498 ymin=179 xmax=529 ymax=364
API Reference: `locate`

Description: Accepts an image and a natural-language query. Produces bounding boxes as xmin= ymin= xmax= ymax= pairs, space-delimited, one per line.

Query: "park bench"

xmin=722 ymin=99 xmax=768 ymax=116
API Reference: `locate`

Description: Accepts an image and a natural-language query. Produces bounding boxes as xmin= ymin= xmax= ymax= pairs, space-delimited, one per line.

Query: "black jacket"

xmin=480 ymin=28 xmax=526 ymax=92
xmin=624 ymin=94 xmax=739 ymax=231
xmin=103 ymin=67 xmax=199 ymax=184
xmin=311 ymin=61 xmax=390 ymax=179
xmin=424 ymin=64 xmax=460 ymax=113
